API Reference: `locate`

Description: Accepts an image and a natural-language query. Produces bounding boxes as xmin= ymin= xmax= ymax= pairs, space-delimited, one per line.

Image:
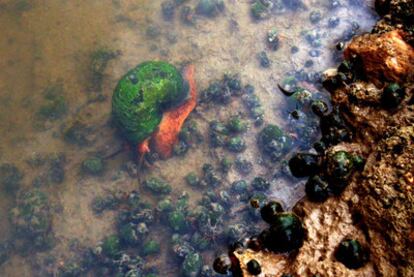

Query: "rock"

xmin=257 ymin=124 xmax=292 ymax=162
xmin=231 ymin=4 xmax=414 ymax=276
xmin=344 ymin=30 xmax=414 ymax=85
xmin=181 ymin=252 xmax=203 ymax=277
xmin=233 ymin=200 xmax=375 ymax=276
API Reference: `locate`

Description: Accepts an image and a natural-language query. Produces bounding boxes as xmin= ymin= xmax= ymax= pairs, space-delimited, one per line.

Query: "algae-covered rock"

xmin=258 ymin=125 xmax=292 ymax=162
xmin=182 ymin=252 xmax=203 ymax=277
xmin=196 ymin=0 xmax=224 ymax=17
xmin=81 ymin=157 xmax=105 ymax=176
xmin=0 ymin=163 xmax=23 ymax=193
xmin=142 ymin=240 xmax=161 ymax=256
xmin=143 ymin=177 xmax=172 ymax=195
xmin=112 ymin=61 xmax=188 ymax=144
xmin=101 ymin=235 xmax=121 ymax=259
xmin=168 ymin=210 xmax=189 ymax=233
xmin=9 ymin=189 xmax=51 ymax=238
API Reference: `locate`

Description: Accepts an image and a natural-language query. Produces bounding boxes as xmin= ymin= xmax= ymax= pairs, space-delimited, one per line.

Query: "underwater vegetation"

xmin=9 ymin=189 xmax=54 ymax=253
xmin=0 ymin=163 xmax=23 ymax=193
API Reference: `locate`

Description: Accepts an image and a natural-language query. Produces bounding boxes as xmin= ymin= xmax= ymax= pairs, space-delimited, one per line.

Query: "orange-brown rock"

xmin=235 ymin=199 xmax=376 ymax=277
xmin=344 ymin=30 xmax=414 ymax=86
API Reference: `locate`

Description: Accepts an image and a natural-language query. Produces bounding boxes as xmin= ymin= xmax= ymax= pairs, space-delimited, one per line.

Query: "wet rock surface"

xmin=232 ymin=0 xmax=414 ymax=276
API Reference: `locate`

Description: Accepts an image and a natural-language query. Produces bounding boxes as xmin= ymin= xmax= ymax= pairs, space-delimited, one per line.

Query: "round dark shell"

xmin=262 ymin=212 xmax=305 ymax=253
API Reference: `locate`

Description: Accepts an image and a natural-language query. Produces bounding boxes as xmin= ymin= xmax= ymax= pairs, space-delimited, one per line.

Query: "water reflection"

xmin=0 ymin=0 xmax=376 ymax=276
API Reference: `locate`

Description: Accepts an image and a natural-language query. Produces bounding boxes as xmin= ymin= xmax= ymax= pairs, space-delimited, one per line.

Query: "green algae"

xmin=112 ymin=61 xmax=188 ymax=144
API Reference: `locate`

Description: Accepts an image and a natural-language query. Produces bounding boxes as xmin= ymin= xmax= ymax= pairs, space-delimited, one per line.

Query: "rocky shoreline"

xmin=231 ymin=1 xmax=414 ymax=276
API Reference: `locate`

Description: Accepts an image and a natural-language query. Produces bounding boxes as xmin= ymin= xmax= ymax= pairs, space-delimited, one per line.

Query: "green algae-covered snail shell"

xmin=112 ymin=61 xmax=189 ymax=144
xmin=261 ymin=212 xmax=305 ymax=253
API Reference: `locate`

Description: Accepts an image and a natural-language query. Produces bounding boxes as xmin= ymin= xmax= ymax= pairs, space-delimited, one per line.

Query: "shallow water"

xmin=0 ymin=0 xmax=377 ymax=276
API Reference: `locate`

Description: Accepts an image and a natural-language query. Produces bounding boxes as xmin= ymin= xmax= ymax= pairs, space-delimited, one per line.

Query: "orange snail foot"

xmin=152 ymin=64 xmax=197 ymax=159
xmin=137 ymin=138 xmax=151 ymax=156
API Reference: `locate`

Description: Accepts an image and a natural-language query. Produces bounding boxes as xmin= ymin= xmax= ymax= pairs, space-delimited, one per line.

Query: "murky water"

xmin=0 ymin=0 xmax=377 ymax=276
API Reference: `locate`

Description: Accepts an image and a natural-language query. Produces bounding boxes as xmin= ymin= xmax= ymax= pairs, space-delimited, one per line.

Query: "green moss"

xmin=182 ymin=252 xmax=203 ymax=277
xmin=220 ymin=157 xmax=233 ymax=173
xmin=258 ymin=124 xmax=292 ymax=162
xmin=37 ymin=84 xmax=67 ymax=121
xmin=0 ymin=163 xmax=23 ymax=193
xmin=226 ymin=136 xmax=246 ymax=153
xmin=9 ymin=189 xmax=51 ymax=243
xmin=251 ymin=1 xmax=269 ymax=20
xmin=157 ymin=198 xmax=173 ymax=212
xmin=142 ymin=240 xmax=161 ymax=256
xmin=168 ymin=210 xmax=188 ymax=233
xmin=112 ymin=61 xmax=188 ymax=144
xmin=119 ymin=223 xmax=139 ymax=245
xmin=90 ymin=48 xmax=118 ymax=91
xmin=81 ymin=157 xmax=105 ymax=176
xmin=185 ymin=172 xmax=200 ymax=187
xmin=101 ymin=235 xmax=121 ymax=259
xmin=227 ymin=115 xmax=248 ymax=133
xmin=143 ymin=177 xmax=172 ymax=195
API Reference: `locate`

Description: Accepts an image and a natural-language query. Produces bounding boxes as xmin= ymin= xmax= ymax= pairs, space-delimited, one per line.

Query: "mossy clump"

xmin=81 ymin=157 xmax=105 ymax=176
xmin=112 ymin=61 xmax=188 ymax=144
xmin=36 ymin=83 xmax=67 ymax=121
xmin=101 ymin=235 xmax=122 ymax=259
xmin=63 ymin=120 xmax=92 ymax=147
xmin=168 ymin=210 xmax=189 ymax=233
xmin=9 ymin=189 xmax=52 ymax=251
xmin=185 ymin=172 xmax=201 ymax=187
xmin=196 ymin=0 xmax=224 ymax=17
xmin=182 ymin=252 xmax=203 ymax=277
xmin=89 ymin=48 xmax=118 ymax=91
xmin=227 ymin=115 xmax=248 ymax=133
xmin=257 ymin=124 xmax=292 ymax=162
xmin=251 ymin=0 xmax=270 ymax=20
xmin=0 ymin=163 xmax=23 ymax=193
xmin=142 ymin=240 xmax=161 ymax=256
xmin=143 ymin=177 xmax=172 ymax=195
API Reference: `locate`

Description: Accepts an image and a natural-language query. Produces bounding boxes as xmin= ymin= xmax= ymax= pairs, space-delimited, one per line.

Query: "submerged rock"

xmin=81 ymin=157 xmax=105 ymax=176
xmin=257 ymin=124 xmax=292 ymax=162
xmin=0 ymin=163 xmax=23 ymax=193
xmin=9 ymin=189 xmax=53 ymax=252
xmin=182 ymin=252 xmax=203 ymax=276
xmin=288 ymin=153 xmax=320 ymax=178
xmin=143 ymin=177 xmax=172 ymax=195
xmin=196 ymin=0 xmax=224 ymax=17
